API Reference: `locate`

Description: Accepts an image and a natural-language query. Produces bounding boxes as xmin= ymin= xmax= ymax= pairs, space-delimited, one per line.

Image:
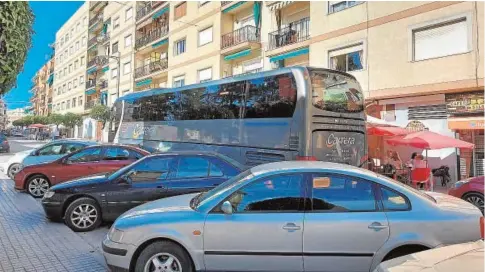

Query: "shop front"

xmin=446 ymin=91 xmax=484 ymax=178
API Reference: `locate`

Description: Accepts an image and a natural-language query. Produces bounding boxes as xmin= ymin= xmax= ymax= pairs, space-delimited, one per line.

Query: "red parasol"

xmin=386 ymin=131 xmax=475 ymax=150
xmin=28 ymin=124 xmax=48 ymax=129
xmin=367 ymin=126 xmax=409 ymax=136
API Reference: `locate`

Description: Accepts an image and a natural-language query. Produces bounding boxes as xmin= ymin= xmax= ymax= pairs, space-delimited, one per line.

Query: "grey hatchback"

xmin=102 ymin=161 xmax=482 ymax=272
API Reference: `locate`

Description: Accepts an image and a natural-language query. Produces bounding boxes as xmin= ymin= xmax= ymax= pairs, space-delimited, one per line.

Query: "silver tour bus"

xmin=109 ymin=66 xmax=367 ymax=167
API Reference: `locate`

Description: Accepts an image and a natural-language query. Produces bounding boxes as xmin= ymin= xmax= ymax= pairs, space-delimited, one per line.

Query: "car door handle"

xmin=282 ymin=223 xmax=301 ymax=231
xmin=368 ymin=222 xmax=388 ymax=231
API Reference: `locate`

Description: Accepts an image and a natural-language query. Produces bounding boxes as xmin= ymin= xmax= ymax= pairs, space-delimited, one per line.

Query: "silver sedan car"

xmin=102 ymin=161 xmax=482 ymax=272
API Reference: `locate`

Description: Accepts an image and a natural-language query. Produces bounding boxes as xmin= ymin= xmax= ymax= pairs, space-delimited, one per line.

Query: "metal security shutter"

xmin=408 ymin=104 xmax=447 ymax=120
xmin=413 ymin=18 xmax=468 ymax=61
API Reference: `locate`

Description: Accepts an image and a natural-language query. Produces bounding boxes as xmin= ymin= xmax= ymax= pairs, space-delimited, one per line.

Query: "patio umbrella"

xmin=28 ymin=124 xmax=47 ymax=129
xmin=367 ymin=126 xmax=409 ymax=136
xmin=386 ymin=131 xmax=475 ymax=150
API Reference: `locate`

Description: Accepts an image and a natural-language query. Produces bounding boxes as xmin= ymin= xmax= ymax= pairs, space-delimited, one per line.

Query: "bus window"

xmin=310 ymin=71 xmax=364 ymax=113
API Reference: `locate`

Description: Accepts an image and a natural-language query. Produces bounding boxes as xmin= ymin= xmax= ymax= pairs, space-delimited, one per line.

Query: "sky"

xmin=4 ymin=1 xmax=84 ymax=110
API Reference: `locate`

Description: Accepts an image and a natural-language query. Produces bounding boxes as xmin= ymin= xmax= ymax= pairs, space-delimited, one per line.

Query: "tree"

xmin=32 ymin=115 xmax=49 ymax=125
xmin=12 ymin=119 xmax=25 ymax=127
xmin=48 ymin=113 xmax=64 ymax=129
xmin=89 ymin=104 xmax=111 ymax=129
xmin=0 ymin=2 xmax=35 ymax=94
xmin=22 ymin=115 xmax=34 ymax=126
xmin=62 ymin=112 xmax=83 ymax=130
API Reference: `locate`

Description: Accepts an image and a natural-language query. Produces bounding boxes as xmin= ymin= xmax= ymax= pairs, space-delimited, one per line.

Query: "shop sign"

xmin=406 ymin=120 xmax=428 ymax=132
xmin=446 ymin=91 xmax=484 ymax=115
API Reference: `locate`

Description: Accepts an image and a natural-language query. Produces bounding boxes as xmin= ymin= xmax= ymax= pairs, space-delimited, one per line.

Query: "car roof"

xmin=249 ymin=161 xmax=371 ymax=177
xmin=50 ymin=139 xmax=97 ymax=145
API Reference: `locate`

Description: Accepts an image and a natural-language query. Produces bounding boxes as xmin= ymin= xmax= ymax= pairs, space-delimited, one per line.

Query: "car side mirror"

xmin=31 ymin=150 xmax=39 ymax=156
xmin=221 ymin=201 xmax=233 ymax=215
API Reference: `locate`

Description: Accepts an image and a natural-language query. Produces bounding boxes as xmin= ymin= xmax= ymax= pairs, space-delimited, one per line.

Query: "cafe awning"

xmin=222 ymin=1 xmax=246 ymax=13
xmin=224 ymin=49 xmax=251 ymax=61
xmin=136 ymin=78 xmax=152 ymax=87
xmin=448 ymin=117 xmax=484 ymax=130
xmin=270 ymin=47 xmax=309 ymax=63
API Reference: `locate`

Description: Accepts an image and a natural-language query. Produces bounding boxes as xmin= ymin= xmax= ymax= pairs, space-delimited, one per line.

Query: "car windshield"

xmin=191 ymin=169 xmax=253 ymax=209
xmin=107 ymin=159 xmax=142 ymax=180
xmin=375 ymin=172 xmax=437 ymax=203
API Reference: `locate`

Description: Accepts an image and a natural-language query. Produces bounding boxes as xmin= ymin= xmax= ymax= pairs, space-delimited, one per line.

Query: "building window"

xmin=174 ymin=38 xmax=186 ymax=56
xmin=112 ymin=42 xmax=119 ymax=54
xmin=123 ymin=61 xmax=131 ymax=75
xmin=76 ymin=22 xmax=80 ymax=32
xmin=80 ymin=75 xmax=84 ymax=84
xmin=69 ymin=64 xmax=73 ymax=73
xmin=83 ymin=16 xmax=87 ymax=26
xmin=68 ymin=82 xmax=72 ymax=91
xmin=65 ymin=34 xmax=69 ymax=42
xmin=70 ymin=46 xmax=73 ymax=54
xmin=76 ymin=41 xmax=80 ymax=51
xmin=63 ymin=67 xmax=67 ymax=75
xmin=73 ymin=79 xmax=78 ymax=88
xmin=66 ymin=100 xmax=71 ymax=109
xmin=329 ymin=43 xmax=364 ymax=72
xmin=61 ymin=102 xmax=65 ymax=110
xmin=198 ymin=67 xmax=212 ymax=83
xmin=412 ymin=17 xmax=469 ymax=61
xmin=56 ymin=88 xmax=60 ymax=95
xmin=72 ymin=98 xmax=77 ymax=107
xmin=79 ymin=96 xmax=83 ymax=106
xmin=173 ymin=75 xmax=185 ymax=87
xmin=74 ymin=60 xmax=78 ymax=69
xmin=124 ymin=35 xmax=132 ymax=48
xmin=112 ymin=67 xmax=118 ymax=78
xmin=198 ymin=26 xmax=213 ymax=46
xmin=81 ymin=56 xmax=85 ymax=65
xmin=174 ymin=2 xmax=187 ymax=20
xmin=113 ymin=17 xmax=120 ymax=29
xmin=125 ymin=7 xmax=133 ymax=21
xmin=242 ymin=58 xmax=263 ymax=74
xmin=328 ymin=1 xmax=363 ymax=13
xmin=82 ymin=36 xmax=86 ymax=46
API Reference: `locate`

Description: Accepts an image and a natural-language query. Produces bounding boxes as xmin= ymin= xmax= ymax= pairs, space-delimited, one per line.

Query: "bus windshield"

xmin=310 ymin=70 xmax=364 ymax=113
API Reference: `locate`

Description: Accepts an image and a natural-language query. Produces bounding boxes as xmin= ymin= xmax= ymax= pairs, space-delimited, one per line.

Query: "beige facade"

xmin=52 ymin=2 xmax=89 ymax=115
xmin=31 ymin=58 xmax=55 ymax=117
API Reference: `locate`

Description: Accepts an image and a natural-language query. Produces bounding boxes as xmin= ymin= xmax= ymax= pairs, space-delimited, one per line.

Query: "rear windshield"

xmin=311 ymin=71 xmax=364 ymax=113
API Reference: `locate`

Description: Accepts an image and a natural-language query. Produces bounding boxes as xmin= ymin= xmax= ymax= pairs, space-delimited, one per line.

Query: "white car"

xmin=0 ymin=149 xmax=34 ymax=179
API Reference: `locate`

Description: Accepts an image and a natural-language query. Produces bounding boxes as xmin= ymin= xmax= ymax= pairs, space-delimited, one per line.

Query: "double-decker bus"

xmin=109 ymin=66 xmax=367 ymax=166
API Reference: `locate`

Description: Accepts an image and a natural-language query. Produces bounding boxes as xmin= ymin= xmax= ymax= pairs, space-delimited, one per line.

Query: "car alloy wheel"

xmin=8 ymin=163 xmax=20 ymax=179
xmin=27 ymin=177 xmax=50 ymax=198
xmin=465 ymin=193 xmax=484 ymax=211
xmin=144 ymin=253 xmax=182 ymax=272
xmin=71 ymin=204 xmax=98 ymax=230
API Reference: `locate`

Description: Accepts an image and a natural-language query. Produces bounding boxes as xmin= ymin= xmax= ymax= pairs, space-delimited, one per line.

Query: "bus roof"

xmin=117 ymin=66 xmax=356 ymax=103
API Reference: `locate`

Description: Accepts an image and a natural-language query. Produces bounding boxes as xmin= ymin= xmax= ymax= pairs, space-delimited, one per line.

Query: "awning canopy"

xmin=152 ymin=38 xmax=168 ymax=49
xmin=387 ymin=131 xmax=475 ymax=150
xmin=86 ymin=89 xmax=97 ymax=95
xmin=224 ymin=49 xmax=251 ymax=61
xmin=101 ymin=66 xmax=109 ymax=73
xmin=87 ymin=67 xmax=97 ymax=75
xmin=448 ymin=117 xmax=484 ymax=130
xmin=46 ymin=74 xmax=54 ymax=85
xmin=268 ymin=1 xmax=293 ymax=11
xmin=222 ymin=1 xmax=246 ymax=13
xmin=367 ymin=126 xmax=409 ymax=137
xmin=270 ymin=47 xmax=309 ymax=62
xmin=136 ymin=78 xmax=153 ymax=87
xmin=153 ymin=6 xmax=169 ymax=19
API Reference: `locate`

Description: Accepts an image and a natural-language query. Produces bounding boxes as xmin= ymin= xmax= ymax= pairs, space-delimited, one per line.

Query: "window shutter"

xmin=198 ymin=68 xmax=212 ymax=82
xmin=329 ymin=43 xmax=363 ymax=58
xmin=408 ymin=104 xmax=447 ymax=120
xmin=413 ymin=18 xmax=468 ymax=61
xmin=199 ymin=27 xmax=213 ymax=45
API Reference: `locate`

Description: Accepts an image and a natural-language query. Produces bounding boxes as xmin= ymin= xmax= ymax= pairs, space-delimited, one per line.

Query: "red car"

xmin=448 ymin=176 xmax=484 ymax=213
xmin=14 ymin=144 xmax=149 ymax=198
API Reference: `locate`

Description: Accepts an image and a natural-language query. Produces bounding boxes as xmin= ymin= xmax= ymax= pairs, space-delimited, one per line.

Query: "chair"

xmin=411 ymin=168 xmax=431 ymax=190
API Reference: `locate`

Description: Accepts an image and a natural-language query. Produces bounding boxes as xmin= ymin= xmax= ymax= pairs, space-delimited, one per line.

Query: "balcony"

xmin=136 ymin=1 xmax=165 ymax=22
xmin=135 ymin=25 xmax=169 ymax=50
xmin=221 ymin=25 xmax=260 ymax=50
xmin=86 ymin=79 xmax=96 ymax=89
xmin=221 ymin=1 xmax=232 ymax=6
xmin=89 ymin=13 xmax=103 ymax=28
xmin=87 ymin=56 xmax=108 ymax=68
xmin=134 ymin=59 xmax=168 ymax=79
xmin=268 ymin=17 xmax=310 ymax=50
xmin=90 ymin=1 xmax=108 ymax=13
xmin=88 ymin=33 xmax=110 ymax=48
xmin=85 ymin=99 xmax=100 ymax=110
xmin=99 ymin=80 xmax=108 ymax=89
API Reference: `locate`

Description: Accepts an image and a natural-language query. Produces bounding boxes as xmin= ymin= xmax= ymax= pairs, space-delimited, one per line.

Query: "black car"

xmin=41 ymin=151 xmax=244 ymax=232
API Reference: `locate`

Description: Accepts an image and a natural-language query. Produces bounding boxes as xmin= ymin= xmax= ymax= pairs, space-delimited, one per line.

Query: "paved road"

xmin=1 ymin=137 xmax=45 ymax=155
xmin=0 ymin=140 xmax=110 ymax=272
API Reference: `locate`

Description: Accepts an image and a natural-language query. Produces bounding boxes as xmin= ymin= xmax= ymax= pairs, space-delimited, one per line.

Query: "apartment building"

xmin=52 ymin=2 xmax=89 ymax=120
xmin=6 ymin=108 xmax=28 ymax=128
xmin=86 ymin=1 xmax=136 ymax=109
xmin=30 ymin=58 xmax=55 ymax=117
xmin=0 ymin=100 xmax=6 ymax=130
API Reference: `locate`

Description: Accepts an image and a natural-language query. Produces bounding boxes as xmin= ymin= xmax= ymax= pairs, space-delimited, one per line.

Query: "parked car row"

xmin=2 ymin=140 xmax=484 ymax=272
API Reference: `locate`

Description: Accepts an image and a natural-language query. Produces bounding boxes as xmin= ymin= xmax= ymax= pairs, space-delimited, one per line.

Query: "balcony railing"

xmin=89 ymin=13 xmax=103 ymax=27
xmin=99 ymin=80 xmax=108 ymax=89
xmin=135 ymin=25 xmax=169 ymax=50
xmin=221 ymin=1 xmax=232 ymax=6
xmin=134 ymin=59 xmax=168 ymax=78
xmin=268 ymin=17 xmax=310 ymax=50
xmin=136 ymin=1 xmax=165 ymax=21
xmin=85 ymin=99 xmax=100 ymax=110
xmin=221 ymin=25 xmax=260 ymax=50
xmin=89 ymin=33 xmax=110 ymax=48
xmin=88 ymin=36 xmax=98 ymax=48
xmin=86 ymin=79 xmax=96 ymax=89
xmin=87 ymin=56 xmax=108 ymax=68
xmin=90 ymin=1 xmax=107 ymax=11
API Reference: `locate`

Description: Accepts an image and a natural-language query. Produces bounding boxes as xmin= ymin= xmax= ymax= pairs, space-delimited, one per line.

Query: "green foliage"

xmin=12 ymin=119 xmax=25 ymax=127
xmin=0 ymin=2 xmax=34 ymax=93
xmin=48 ymin=113 xmax=64 ymax=127
xmin=89 ymin=104 xmax=111 ymax=129
xmin=31 ymin=115 xmax=49 ymax=124
xmin=62 ymin=112 xmax=83 ymax=128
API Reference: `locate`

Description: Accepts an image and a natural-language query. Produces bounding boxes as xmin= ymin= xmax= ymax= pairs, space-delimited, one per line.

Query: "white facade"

xmin=52 ymin=2 xmax=89 ymax=115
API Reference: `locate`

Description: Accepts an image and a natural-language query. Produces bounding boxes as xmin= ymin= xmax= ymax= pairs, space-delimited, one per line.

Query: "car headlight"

xmin=17 ymin=164 xmax=24 ymax=171
xmin=108 ymin=227 xmax=124 ymax=243
xmin=43 ymin=191 xmax=55 ymax=199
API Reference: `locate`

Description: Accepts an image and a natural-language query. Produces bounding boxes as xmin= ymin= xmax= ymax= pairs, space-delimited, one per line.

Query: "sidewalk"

xmin=0 ymin=172 xmax=107 ymax=272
